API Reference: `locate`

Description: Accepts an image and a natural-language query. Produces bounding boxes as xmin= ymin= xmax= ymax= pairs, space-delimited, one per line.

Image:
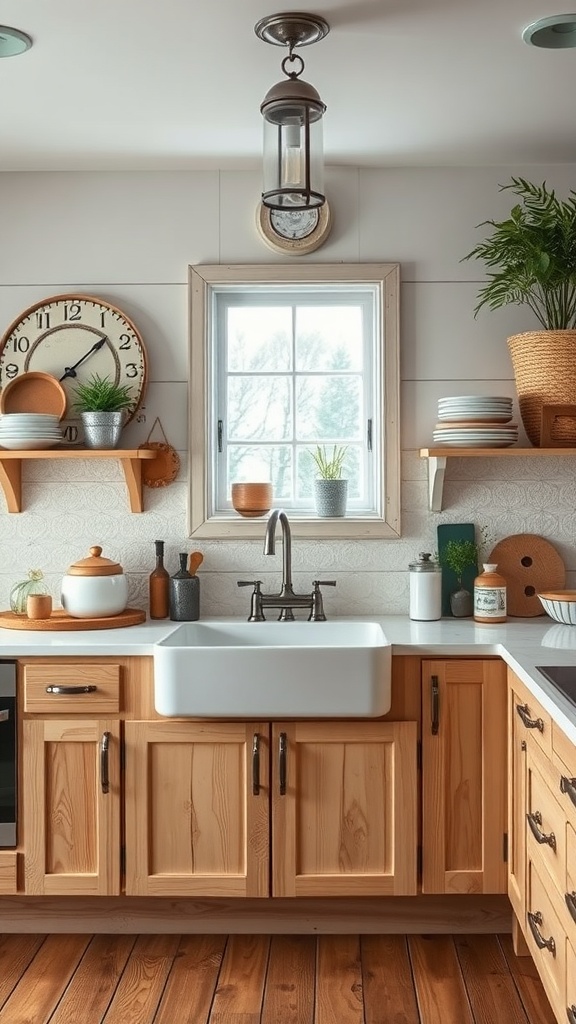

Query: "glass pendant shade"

xmin=261 ymin=77 xmax=326 ymax=210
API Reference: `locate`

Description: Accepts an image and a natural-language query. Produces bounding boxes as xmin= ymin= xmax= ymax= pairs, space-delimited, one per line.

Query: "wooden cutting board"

xmin=0 ymin=607 xmax=146 ymax=630
xmin=488 ymin=534 xmax=566 ymax=617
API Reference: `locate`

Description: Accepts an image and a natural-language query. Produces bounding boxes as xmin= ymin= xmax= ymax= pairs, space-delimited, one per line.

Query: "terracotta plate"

xmin=0 ymin=372 xmax=67 ymax=419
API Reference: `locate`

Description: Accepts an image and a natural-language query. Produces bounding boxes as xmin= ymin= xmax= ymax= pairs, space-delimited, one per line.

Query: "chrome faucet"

xmin=237 ymin=508 xmax=336 ymax=621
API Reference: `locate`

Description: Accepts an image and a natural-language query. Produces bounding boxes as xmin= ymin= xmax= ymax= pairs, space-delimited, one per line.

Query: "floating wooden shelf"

xmin=0 ymin=449 xmax=158 ymax=514
xmin=419 ymin=447 xmax=576 ymax=512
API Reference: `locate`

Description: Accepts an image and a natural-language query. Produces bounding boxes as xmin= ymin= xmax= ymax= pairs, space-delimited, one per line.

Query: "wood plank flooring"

xmin=0 ymin=933 xmax=555 ymax=1024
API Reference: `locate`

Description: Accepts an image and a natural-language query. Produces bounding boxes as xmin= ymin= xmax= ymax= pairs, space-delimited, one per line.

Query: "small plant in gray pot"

xmin=310 ymin=444 xmax=348 ymax=517
xmin=73 ymin=374 xmax=134 ymax=449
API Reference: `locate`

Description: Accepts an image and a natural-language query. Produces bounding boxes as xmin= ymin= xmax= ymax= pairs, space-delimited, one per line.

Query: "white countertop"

xmin=2 ymin=614 xmax=576 ymax=744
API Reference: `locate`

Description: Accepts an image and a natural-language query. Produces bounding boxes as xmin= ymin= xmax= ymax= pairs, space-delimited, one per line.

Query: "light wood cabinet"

xmin=0 ymin=852 xmax=17 ymax=894
xmin=421 ymin=659 xmax=507 ymax=894
xmin=124 ymin=720 xmax=270 ymax=897
xmin=22 ymin=718 xmax=121 ymax=895
xmin=125 ymin=718 xmax=418 ymax=898
xmin=508 ymin=672 xmax=528 ymax=921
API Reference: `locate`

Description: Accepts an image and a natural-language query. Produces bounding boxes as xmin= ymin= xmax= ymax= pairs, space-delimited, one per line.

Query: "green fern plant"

xmin=462 ymin=177 xmax=576 ymax=329
xmin=72 ymin=374 xmax=134 ymax=412
xmin=309 ymin=444 xmax=348 ymax=480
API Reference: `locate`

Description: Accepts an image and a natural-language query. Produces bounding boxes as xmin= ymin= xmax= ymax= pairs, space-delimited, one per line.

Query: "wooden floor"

xmin=0 ymin=932 xmax=556 ymax=1024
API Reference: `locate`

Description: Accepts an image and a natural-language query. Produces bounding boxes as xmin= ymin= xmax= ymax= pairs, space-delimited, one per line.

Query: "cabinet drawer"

xmin=567 ymin=940 xmax=576 ymax=1024
xmin=527 ymin=745 xmax=566 ymax=900
xmin=565 ymin=824 xmax=576 ymax=941
xmin=510 ymin=673 xmax=552 ymax=758
xmin=526 ymin=858 xmax=566 ymax=1020
xmin=0 ymin=852 xmax=17 ymax=894
xmin=23 ymin=663 xmax=120 ymax=714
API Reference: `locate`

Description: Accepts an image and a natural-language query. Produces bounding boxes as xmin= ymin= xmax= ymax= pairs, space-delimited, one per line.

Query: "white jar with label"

xmin=409 ymin=553 xmax=442 ymax=621
xmin=474 ymin=563 xmax=507 ymax=623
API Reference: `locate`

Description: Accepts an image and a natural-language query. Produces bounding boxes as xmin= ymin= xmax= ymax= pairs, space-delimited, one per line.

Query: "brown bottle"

xmin=149 ymin=540 xmax=170 ymax=619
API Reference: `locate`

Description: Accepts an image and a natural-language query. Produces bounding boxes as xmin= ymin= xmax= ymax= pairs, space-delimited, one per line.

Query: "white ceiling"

xmin=2 ymin=0 xmax=576 ymax=171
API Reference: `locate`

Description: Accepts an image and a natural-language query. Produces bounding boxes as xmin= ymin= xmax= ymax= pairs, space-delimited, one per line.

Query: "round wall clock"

xmin=256 ymin=200 xmax=332 ymax=255
xmin=0 ymin=294 xmax=148 ymax=444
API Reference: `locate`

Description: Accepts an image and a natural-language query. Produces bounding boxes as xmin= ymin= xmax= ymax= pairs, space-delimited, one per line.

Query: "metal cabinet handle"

xmin=252 ymin=733 xmax=260 ymax=796
xmin=431 ymin=675 xmax=439 ymax=734
xmin=45 ymin=685 xmax=97 ymax=695
xmin=527 ymin=910 xmax=556 ymax=955
xmin=100 ymin=731 xmax=110 ymax=794
xmin=565 ymin=891 xmax=576 ymax=925
xmin=527 ymin=810 xmax=557 ymax=851
xmin=279 ymin=732 xmax=287 ymax=796
xmin=567 ymin=1005 xmax=576 ymax=1024
xmin=560 ymin=775 xmax=576 ymax=809
xmin=0 ymin=709 xmax=9 ymax=722
xmin=516 ymin=703 xmax=544 ymax=732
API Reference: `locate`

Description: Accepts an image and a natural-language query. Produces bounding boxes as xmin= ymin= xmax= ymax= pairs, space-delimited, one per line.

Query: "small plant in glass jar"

xmin=10 ymin=569 xmax=49 ymax=615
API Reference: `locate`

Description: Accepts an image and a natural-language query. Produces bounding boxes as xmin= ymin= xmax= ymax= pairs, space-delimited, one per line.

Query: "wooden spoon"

xmin=188 ymin=551 xmax=204 ymax=576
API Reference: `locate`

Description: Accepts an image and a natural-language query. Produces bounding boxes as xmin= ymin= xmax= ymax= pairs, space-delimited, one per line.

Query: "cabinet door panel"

xmin=422 ymin=659 xmax=507 ymax=894
xmin=272 ymin=720 xmax=418 ymax=897
xmin=125 ymin=721 xmax=269 ymax=897
xmin=508 ymin=679 xmax=528 ymax=921
xmin=23 ymin=719 xmax=120 ymax=896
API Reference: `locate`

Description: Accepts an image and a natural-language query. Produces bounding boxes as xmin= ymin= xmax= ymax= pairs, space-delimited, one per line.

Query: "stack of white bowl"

xmin=0 ymin=413 xmax=63 ymax=450
xmin=433 ymin=396 xmax=518 ymax=447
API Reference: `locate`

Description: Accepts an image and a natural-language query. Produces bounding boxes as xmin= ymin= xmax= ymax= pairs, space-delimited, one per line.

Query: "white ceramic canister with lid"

xmin=61 ymin=545 xmax=128 ymax=618
xmin=409 ymin=552 xmax=442 ymax=621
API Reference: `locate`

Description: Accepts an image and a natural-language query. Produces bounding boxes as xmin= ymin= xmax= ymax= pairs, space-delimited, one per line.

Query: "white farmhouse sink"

xmin=154 ymin=620 xmax=391 ymax=718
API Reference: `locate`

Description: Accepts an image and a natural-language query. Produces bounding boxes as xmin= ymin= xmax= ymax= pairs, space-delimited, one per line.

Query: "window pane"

xmin=296 ymin=376 xmax=362 ymax=440
xmin=228 ymin=376 xmax=292 ymax=441
xmin=228 ymin=446 xmax=293 ymax=501
xmin=295 ymin=307 xmax=363 ymax=371
xmin=227 ymin=308 xmax=292 ymax=371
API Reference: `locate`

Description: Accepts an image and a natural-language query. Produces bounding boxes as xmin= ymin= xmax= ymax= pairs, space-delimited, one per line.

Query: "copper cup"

xmin=26 ymin=594 xmax=52 ymax=620
xmin=231 ymin=482 xmax=273 ymax=518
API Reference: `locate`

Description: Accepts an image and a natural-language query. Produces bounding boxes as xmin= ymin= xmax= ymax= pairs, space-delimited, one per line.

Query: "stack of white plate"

xmin=0 ymin=413 xmax=63 ymax=450
xmin=433 ymin=396 xmax=517 ymax=447
xmin=437 ymin=396 xmax=513 ymax=423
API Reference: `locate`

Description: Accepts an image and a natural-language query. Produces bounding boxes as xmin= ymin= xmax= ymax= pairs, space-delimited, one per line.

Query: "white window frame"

xmin=188 ymin=263 xmax=400 ymax=539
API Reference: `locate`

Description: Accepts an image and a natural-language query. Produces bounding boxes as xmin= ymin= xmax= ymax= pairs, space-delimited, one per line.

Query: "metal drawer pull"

xmin=279 ymin=732 xmax=287 ymax=796
xmin=516 ymin=703 xmax=544 ymax=732
xmin=46 ymin=685 xmax=97 ymax=695
xmin=100 ymin=731 xmax=110 ymax=794
xmin=252 ymin=733 xmax=260 ymax=796
xmin=565 ymin=891 xmax=576 ymax=924
xmin=527 ymin=910 xmax=556 ymax=955
xmin=0 ymin=709 xmax=9 ymax=722
xmin=560 ymin=775 xmax=576 ymax=809
xmin=431 ymin=675 xmax=439 ymax=735
xmin=567 ymin=1005 xmax=576 ymax=1024
xmin=527 ymin=810 xmax=557 ymax=851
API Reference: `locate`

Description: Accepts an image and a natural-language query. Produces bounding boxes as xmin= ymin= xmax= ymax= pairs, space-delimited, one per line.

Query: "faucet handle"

xmin=237 ymin=580 xmax=266 ymax=622
xmin=313 ymin=580 xmax=337 ymax=588
xmin=309 ymin=580 xmax=336 ymax=622
xmin=237 ymin=580 xmax=263 ymax=588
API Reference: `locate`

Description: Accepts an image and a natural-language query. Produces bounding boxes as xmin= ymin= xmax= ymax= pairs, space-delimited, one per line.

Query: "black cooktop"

xmin=537 ymin=666 xmax=576 ymax=708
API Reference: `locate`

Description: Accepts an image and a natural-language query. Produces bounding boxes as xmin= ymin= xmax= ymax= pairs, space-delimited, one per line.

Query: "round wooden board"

xmin=488 ymin=534 xmax=566 ymax=617
xmin=0 ymin=607 xmax=146 ymax=630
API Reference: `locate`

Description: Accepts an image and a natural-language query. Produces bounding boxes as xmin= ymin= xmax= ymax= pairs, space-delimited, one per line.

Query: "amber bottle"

xmin=149 ymin=540 xmax=170 ymax=619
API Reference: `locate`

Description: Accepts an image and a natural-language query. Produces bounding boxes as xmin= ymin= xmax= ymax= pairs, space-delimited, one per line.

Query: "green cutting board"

xmin=437 ymin=523 xmax=478 ymax=616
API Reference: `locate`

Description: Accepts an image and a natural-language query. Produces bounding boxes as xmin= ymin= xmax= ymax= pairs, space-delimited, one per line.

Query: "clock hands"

xmin=59 ymin=336 xmax=108 ymax=382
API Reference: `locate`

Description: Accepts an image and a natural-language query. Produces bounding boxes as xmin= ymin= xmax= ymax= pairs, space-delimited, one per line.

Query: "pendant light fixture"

xmin=255 ymin=12 xmax=329 ymax=211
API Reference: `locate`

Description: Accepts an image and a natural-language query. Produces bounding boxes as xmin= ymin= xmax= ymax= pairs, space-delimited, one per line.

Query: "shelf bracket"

xmin=0 ymin=459 xmax=22 ymax=513
xmin=427 ymin=455 xmax=447 ymax=512
xmin=119 ymin=458 xmax=144 ymax=514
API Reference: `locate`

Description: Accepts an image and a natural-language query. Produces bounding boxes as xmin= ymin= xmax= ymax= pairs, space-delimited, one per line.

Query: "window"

xmin=189 ymin=264 xmax=400 ymax=539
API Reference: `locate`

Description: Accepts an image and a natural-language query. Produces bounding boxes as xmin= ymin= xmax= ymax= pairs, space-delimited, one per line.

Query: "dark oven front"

xmin=0 ymin=662 xmax=17 ymax=847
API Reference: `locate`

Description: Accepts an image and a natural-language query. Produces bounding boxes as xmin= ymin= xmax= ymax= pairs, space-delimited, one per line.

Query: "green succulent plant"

xmin=462 ymin=177 xmax=576 ymax=330
xmin=72 ymin=374 xmax=134 ymax=413
xmin=309 ymin=444 xmax=348 ymax=480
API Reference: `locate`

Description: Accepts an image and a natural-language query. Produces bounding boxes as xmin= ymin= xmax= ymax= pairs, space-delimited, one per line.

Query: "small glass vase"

xmin=450 ymin=586 xmax=473 ymax=618
xmin=10 ymin=570 xmax=49 ymax=615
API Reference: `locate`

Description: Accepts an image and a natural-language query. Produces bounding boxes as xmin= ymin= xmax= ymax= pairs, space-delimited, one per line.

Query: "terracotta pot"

xmin=508 ymin=330 xmax=576 ymax=446
xmin=231 ymin=482 xmax=273 ymax=518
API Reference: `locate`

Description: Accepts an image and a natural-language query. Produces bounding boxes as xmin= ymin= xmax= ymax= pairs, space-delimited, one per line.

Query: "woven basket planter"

xmin=508 ymin=331 xmax=576 ymax=446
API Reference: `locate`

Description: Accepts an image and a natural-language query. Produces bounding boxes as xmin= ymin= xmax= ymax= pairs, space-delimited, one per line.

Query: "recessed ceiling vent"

xmin=523 ymin=14 xmax=576 ymax=48
xmin=0 ymin=26 xmax=32 ymax=58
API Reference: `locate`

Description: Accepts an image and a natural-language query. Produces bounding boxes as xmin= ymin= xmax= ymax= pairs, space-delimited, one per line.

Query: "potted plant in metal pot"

xmin=309 ymin=444 xmax=348 ymax=517
xmin=463 ymin=177 xmax=576 ymax=446
xmin=73 ymin=374 xmax=134 ymax=449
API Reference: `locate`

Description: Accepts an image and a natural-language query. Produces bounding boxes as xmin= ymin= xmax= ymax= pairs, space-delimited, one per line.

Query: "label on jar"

xmin=474 ymin=586 xmax=506 ymax=618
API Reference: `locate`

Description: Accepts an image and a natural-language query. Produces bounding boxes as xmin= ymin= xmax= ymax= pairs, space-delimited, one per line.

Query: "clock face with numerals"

xmin=0 ymin=294 xmax=148 ymax=444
